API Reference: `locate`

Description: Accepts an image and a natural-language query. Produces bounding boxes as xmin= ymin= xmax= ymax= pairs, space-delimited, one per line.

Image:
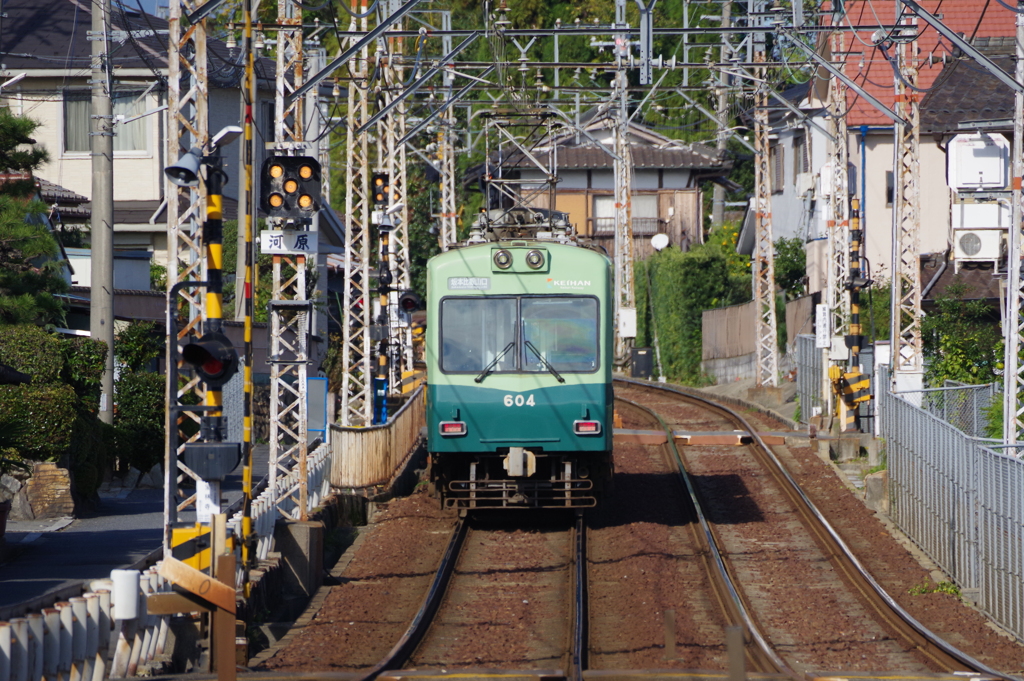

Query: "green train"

xmin=425 ymin=220 xmax=614 ymax=510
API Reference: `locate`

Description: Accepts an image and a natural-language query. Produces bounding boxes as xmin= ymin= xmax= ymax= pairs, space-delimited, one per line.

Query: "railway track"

xmin=261 ymin=380 xmax=1019 ymax=679
xmin=357 ymin=514 xmax=588 ymax=680
xmin=615 ymin=378 xmax=1010 ymax=680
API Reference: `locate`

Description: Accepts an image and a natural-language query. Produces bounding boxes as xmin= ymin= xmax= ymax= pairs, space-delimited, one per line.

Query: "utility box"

xmin=631 ymin=347 xmax=654 ymax=379
xmin=947 ymin=133 xmax=1010 ymax=191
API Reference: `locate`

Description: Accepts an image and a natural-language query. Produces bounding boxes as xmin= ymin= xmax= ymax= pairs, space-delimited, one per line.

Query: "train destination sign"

xmin=448 ymin=276 xmax=490 ymax=290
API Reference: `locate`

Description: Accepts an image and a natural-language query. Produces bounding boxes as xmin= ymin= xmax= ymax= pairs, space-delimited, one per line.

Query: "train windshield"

xmin=521 ymin=298 xmax=598 ymax=372
xmin=440 ymin=298 xmax=517 ymax=373
xmin=440 ymin=296 xmax=599 ymax=374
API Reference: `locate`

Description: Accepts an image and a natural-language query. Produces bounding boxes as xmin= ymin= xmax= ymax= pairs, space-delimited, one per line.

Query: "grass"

xmin=909 ymin=579 xmax=961 ymax=599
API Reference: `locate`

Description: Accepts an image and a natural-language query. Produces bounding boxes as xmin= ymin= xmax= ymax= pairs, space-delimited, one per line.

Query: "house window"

xmin=793 ymin=133 xmax=810 ymax=177
xmin=593 ymin=195 xmax=615 ymax=234
xmin=886 ymin=171 xmax=894 ymax=207
xmin=771 ymin=144 xmax=785 ymax=193
xmin=64 ymin=90 xmax=148 ymax=153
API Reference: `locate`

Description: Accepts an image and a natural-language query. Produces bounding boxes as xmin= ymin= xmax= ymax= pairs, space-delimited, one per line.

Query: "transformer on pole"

xmin=889 ymin=13 xmax=924 ymax=393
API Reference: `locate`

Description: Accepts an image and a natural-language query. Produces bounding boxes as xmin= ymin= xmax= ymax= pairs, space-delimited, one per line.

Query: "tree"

xmin=921 ymin=281 xmax=1002 ymax=387
xmin=0 ymin=108 xmax=64 ymax=327
xmin=774 ymin=237 xmax=806 ymax=299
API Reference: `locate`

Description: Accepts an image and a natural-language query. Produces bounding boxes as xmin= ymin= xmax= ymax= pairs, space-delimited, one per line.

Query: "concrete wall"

xmin=701 ymin=352 xmax=756 ymax=384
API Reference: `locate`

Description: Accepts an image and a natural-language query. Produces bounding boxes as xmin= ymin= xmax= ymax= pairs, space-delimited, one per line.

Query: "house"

xmin=736 ymin=81 xmax=833 ymax=281
xmin=798 ymin=0 xmax=1016 ymax=294
xmin=0 ymin=0 xmax=280 ymax=264
xmin=502 ymin=114 xmax=732 ymax=258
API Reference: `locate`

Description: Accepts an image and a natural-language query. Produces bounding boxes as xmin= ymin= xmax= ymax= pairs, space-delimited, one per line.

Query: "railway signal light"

xmin=181 ymin=331 xmax=239 ymax=389
xmin=398 ymin=290 xmax=423 ymax=313
xmin=372 ymin=173 xmax=390 ymax=207
xmin=260 ymin=156 xmax=321 ymax=218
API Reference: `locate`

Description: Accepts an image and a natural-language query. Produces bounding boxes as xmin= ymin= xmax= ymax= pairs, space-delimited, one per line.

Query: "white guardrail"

xmin=0 ymin=440 xmax=333 ymax=680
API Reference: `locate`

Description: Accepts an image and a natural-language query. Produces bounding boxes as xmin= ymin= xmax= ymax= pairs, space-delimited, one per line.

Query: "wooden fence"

xmin=329 ymin=386 xmax=426 ymax=489
xmin=702 ymin=300 xmax=756 ymax=361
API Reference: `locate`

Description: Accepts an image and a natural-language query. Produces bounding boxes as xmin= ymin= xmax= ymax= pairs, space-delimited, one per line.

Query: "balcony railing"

xmin=589 ymin=217 xmax=665 ymax=236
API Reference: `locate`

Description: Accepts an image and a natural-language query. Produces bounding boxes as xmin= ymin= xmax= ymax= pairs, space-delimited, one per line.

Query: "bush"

xmin=114 ymin=371 xmax=165 ymax=472
xmin=62 ymin=335 xmax=107 ymax=401
xmin=114 ymin=321 xmax=162 ymax=373
xmin=646 ymin=242 xmax=750 ymax=383
xmin=0 ymin=383 xmax=77 ymax=459
xmin=0 ymin=324 xmax=63 ymax=383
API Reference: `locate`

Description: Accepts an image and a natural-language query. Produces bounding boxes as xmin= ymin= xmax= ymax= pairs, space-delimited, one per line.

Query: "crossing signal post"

xmin=260 ymin=156 xmax=322 ymax=220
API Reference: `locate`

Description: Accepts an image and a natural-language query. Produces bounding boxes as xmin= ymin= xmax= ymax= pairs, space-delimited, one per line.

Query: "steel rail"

xmin=569 ymin=513 xmax=588 ymax=681
xmin=356 ymin=517 xmax=468 ymax=681
xmin=615 ymin=377 xmax=1015 ymax=681
xmin=614 ymin=396 xmax=791 ymax=676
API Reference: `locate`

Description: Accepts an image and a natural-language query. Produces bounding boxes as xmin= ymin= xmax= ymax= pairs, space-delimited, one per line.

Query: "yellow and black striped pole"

xmin=239 ymin=0 xmax=256 ymax=594
xmin=204 ymin=161 xmax=226 ymax=429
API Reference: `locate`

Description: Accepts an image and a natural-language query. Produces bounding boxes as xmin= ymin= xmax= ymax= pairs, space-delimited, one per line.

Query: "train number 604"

xmin=503 ymin=394 xmax=536 ymax=407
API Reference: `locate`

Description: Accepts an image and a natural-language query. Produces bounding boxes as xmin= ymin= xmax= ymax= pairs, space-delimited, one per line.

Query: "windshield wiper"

xmin=475 ymin=341 xmax=515 ymax=383
xmin=525 ymin=340 xmax=565 ymax=383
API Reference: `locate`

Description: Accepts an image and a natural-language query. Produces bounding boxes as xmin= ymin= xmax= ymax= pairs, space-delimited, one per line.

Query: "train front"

xmin=425 ymin=241 xmax=614 ymax=510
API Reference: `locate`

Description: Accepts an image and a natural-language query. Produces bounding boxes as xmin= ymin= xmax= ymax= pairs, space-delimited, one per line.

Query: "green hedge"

xmin=114 ymin=371 xmax=165 ymax=472
xmin=62 ymin=335 xmax=107 ymax=401
xmin=640 ymin=239 xmax=751 ymax=384
xmin=0 ymin=324 xmax=63 ymax=383
xmin=0 ymin=383 xmax=77 ymax=459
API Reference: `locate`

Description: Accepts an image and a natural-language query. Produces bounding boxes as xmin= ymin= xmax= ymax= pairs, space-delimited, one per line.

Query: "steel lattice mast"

xmin=752 ymin=50 xmax=779 ymax=388
xmin=341 ymin=2 xmax=374 ymax=426
xmin=163 ymin=0 xmax=209 ymax=555
xmin=268 ymin=0 xmax=310 ymax=519
xmin=438 ymin=108 xmax=459 ymax=251
xmin=890 ymin=13 xmax=924 ymax=392
xmin=381 ymin=8 xmax=415 ymax=384
xmin=612 ymin=0 xmax=635 ymax=365
xmin=825 ymin=30 xmax=850 ymax=410
xmin=1003 ymin=3 xmax=1024 ymax=446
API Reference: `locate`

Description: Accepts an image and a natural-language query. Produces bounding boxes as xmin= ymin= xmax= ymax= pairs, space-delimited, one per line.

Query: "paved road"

xmin=0 ymin=445 xmax=270 ymax=612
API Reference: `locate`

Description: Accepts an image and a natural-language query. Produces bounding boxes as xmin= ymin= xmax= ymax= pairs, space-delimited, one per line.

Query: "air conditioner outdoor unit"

xmin=953 ymin=227 xmax=1003 ymax=272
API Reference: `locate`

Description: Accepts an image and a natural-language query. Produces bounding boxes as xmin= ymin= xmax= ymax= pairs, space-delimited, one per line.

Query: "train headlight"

xmin=525 ymin=249 xmax=545 ymax=269
xmin=493 ymin=249 xmax=513 ymax=270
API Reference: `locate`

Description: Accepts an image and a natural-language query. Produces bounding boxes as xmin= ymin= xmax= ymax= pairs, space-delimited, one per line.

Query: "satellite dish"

xmin=651 ymin=233 xmax=670 ymax=251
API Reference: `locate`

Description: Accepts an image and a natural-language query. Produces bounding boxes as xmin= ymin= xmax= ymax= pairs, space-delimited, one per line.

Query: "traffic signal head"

xmin=372 ymin=173 xmax=390 ymax=207
xmin=260 ymin=156 xmax=321 ymax=218
xmin=398 ymin=290 xmax=423 ymax=313
xmin=181 ymin=331 xmax=239 ymax=388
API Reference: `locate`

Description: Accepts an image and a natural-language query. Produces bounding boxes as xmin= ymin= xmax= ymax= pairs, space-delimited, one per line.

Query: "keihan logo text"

xmin=547 ymin=278 xmax=591 ymax=289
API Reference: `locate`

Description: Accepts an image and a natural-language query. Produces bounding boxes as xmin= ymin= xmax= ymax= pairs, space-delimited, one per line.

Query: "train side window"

xmin=440 ymin=297 xmax=517 ymax=373
xmin=520 ymin=297 xmax=599 ymax=373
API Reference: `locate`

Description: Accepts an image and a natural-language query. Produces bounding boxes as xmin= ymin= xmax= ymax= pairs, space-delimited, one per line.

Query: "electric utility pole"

xmin=1003 ymin=1 xmax=1024 ymax=446
xmin=90 ymin=0 xmax=114 ymax=425
xmin=711 ymin=0 xmax=732 ymax=228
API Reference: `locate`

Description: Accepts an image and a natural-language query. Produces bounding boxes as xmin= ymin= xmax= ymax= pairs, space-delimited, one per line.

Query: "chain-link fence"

xmin=904 ymin=380 xmax=1001 ymax=439
xmin=795 ymin=334 xmax=823 ymax=423
xmin=794 ymin=334 xmax=875 ymax=427
xmin=878 ymin=365 xmax=1024 ymax=640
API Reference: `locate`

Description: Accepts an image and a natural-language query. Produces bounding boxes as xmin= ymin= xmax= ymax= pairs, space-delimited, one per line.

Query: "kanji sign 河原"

xmin=259 ymin=230 xmax=318 ymax=255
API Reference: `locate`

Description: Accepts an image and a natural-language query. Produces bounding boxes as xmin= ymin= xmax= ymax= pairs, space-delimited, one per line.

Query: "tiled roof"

xmin=1 ymin=0 xmax=273 ymax=87
xmin=509 ymin=143 xmax=727 ymax=171
xmin=824 ymin=0 xmax=1016 ymax=127
xmin=919 ymin=54 xmax=1013 ymax=134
